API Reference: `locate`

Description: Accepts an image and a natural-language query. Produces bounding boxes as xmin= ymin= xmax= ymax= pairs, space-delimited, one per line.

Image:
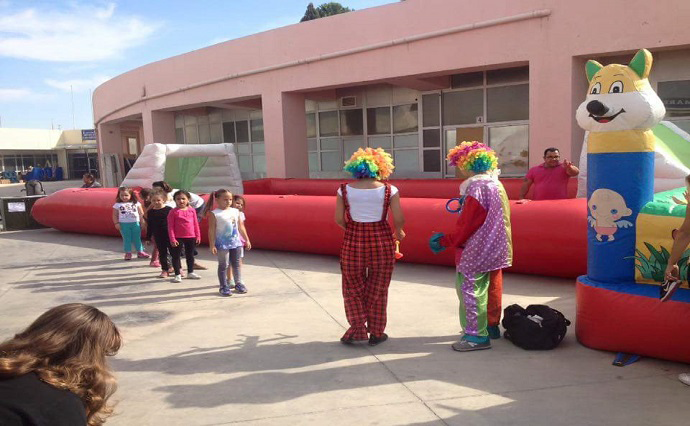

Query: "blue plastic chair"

xmin=43 ymin=167 xmax=53 ymax=180
xmin=55 ymin=167 xmax=64 ymax=181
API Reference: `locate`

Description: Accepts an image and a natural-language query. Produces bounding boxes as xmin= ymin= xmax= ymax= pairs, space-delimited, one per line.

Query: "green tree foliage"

xmin=300 ymin=3 xmax=320 ymax=22
xmin=300 ymin=2 xmax=353 ymax=22
xmin=317 ymin=2 xmax=352 ymax=16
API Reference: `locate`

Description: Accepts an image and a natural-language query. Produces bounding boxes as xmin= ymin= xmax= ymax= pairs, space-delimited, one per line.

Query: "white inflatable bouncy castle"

xmin=121 ymin=143 xmax=243 ymax=195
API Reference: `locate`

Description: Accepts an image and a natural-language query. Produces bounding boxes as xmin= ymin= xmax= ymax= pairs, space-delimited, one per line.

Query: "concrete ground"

xmin=0 ymin=179 xmax=84 ymax=197
xmin=0 ymin=227 xmax=688 ymax=425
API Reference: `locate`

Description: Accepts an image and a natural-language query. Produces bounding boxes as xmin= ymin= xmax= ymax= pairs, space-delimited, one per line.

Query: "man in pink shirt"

xmin=519 ymin=148 xmax=579 ymax=202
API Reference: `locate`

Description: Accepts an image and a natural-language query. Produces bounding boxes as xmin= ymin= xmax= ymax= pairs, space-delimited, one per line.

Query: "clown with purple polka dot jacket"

xmin=431 ymin=142 xmax=513 ymax=349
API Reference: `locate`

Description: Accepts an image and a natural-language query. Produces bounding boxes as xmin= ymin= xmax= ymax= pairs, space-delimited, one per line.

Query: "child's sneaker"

xmin=660 ymin=279 xmax=681 ymax=302
xmin=124 ymin=252 xmax=132 ymax=261
xmin=234 ymin=283 xmax=248 ymax=294
xmin=150 ymin=259 xmax=161 ymax=268
xmin=137 ymin=251 xmax=151 ymax=259
xmin=171 ymin=275 xmax=182 ymax=283
xmin=187 ymin=272 xmax=201 ymax=280
xmin=679 ymin=373 xmax=690 ymax=386
xmin=219 ymin=287 xmax=232 ymax=297
xmin=158 ymin=271 xmax=169 ymax=278
xmin=228 ymin=280 xmax=236 ymax=289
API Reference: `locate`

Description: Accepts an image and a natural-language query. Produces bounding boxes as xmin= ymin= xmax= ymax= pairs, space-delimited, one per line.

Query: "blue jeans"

xmin=217 ymin=247 xmax=242 ymax=290
xmin=120 ymin=222 xmax=143 ymax=253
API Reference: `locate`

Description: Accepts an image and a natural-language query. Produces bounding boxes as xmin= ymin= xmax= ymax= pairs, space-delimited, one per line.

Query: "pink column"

xmin=97 ymin=122 xmax=123 ymax=187
xmin=528 ymin=54 xmax=580 ymax=166
xmin=143 ymin=109 xmax=176 ymax=145
xmin=262 ymin=91 xmax=309 ymax=178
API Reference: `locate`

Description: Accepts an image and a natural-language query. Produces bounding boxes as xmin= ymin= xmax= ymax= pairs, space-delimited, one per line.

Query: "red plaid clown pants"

xmin=340 ymin=220 xmax=395 ymax=340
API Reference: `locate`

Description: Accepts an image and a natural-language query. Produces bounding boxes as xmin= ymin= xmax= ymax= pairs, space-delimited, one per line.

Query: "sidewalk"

xmin=0 ymin=228 xmax=687 ymax=425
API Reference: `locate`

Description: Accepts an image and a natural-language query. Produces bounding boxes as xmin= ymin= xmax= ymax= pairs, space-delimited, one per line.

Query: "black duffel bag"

xmin=501 ymin=304 xmax=571 ymax=350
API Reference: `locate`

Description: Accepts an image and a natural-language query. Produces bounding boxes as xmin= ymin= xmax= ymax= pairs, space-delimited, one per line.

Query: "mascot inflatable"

xmin=575 ymin=49 xmax=690 ymax=363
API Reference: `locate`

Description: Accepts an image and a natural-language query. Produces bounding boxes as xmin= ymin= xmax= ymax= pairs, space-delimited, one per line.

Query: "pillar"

xmin=97 ymin=122 xmax=123 ymax=187
xmin=262 ymin=91 xmax=309 ymax=178
xmin=143 ymin=109 xmax=176 ymax=145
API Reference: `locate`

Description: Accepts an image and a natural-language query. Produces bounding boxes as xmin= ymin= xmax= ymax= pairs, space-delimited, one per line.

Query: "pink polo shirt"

xmin=525 ymin=163 xmax=570 ymax=200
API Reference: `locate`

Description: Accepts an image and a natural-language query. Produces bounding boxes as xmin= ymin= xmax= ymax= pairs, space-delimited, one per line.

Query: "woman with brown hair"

xmin=0 ymin=303 xmax=122 ymax=425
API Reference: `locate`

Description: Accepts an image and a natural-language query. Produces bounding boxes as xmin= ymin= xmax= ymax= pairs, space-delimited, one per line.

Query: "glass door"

xmin=443 ymin=126 xmax=484 ymax=178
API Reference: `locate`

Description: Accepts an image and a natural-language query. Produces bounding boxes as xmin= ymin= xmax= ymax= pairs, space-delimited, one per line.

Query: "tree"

xmin=316 ymin=2 xmax=352 ymax=17
xmin=300 ymin=2 xmax=352 ymax=22
xmin=300 ymin=3 xmax=320 ymax=22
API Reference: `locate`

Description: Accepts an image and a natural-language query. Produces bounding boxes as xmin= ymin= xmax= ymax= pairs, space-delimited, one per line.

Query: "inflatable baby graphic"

xmin=587 ymin=188 xmax=633 ymax=242
xmin=576 ymin=49 xmax=665 ymax=283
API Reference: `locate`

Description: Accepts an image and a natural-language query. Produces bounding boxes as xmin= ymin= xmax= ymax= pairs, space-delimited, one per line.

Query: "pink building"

xmin=93 ymin=0 xmax=690 ymax=186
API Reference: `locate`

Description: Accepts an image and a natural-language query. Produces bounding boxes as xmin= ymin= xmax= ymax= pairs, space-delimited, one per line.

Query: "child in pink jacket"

xmin=168 ymin=190 xmax=201 ymax=283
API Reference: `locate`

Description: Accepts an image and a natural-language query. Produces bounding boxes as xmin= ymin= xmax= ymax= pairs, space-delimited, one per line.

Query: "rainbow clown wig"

xmin=447 ymin=141 xmax=498 ymax=174
xmin=344 ymin=147 xmax=395 ymax=180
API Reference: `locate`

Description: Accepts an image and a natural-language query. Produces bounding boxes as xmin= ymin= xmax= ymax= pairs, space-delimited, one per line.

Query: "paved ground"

xmin=0 ymin=227 xmax=688 ymax=425
xmin=0 ymin=179 xmax=84 ymax=197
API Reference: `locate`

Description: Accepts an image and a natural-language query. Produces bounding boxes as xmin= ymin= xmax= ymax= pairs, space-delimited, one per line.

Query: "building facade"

xmin=93 ymin=0 xmax=690 ymax=186
xmin=0 ymin=128 xmax=98 ymax=179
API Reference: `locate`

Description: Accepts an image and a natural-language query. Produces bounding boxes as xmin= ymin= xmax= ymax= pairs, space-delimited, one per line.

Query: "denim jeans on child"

xmin=217 ymin=247 xmax=242 ymax=291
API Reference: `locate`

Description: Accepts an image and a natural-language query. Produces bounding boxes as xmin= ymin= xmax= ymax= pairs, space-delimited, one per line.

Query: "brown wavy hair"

xmin=0 ymin=303 xmax=122 ymax=426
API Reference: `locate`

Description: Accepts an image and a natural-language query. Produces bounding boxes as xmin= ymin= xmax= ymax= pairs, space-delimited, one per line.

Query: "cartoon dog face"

xmin=576 ymin=49 xmax=665 ymax=133
xmin=588 ymin=189 xmax=632 ymax=221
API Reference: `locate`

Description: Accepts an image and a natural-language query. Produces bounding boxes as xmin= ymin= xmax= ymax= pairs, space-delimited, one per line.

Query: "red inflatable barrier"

xmin=31 ymin=181 xmax=587 ymax=278
xmin=576 ymin=279 xmax=690 ymax=363
xmin=244 ymin=178 xmax=578 ymax=200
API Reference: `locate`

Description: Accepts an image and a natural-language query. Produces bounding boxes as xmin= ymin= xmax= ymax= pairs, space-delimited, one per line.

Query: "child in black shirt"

xmin=146 ymin=190 xmax=173 ymax=278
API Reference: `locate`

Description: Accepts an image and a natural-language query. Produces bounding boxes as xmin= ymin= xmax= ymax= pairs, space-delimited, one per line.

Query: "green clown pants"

xmin=456 ymin=272 xmax=490 ymax=340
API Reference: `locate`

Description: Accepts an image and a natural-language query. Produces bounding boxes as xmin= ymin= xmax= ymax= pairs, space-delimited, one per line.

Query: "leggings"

xmin=120 ymin=222 xmax=143 ymax=253
xmin=153 ymin=235 xmax=171 ymax=272
xmin=217 ymin=247 xmax=242 ymax=290
xmin=171 ymin=238 xmax=196 ymax=275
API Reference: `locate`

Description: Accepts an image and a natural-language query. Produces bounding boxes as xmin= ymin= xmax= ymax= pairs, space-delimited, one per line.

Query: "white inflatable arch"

xmin=121 ymin=143 xmax=243 ymax=195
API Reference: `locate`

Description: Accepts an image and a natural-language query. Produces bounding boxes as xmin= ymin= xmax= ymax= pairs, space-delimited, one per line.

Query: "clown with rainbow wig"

xmin=430 ymin=141 xmax=513 ymax=352
xmin=335 ymin=148 xmax=405 ymax=346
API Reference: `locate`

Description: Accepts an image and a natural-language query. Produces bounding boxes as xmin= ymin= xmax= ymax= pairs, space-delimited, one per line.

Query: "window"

xmin=487 ymin=84 xmax=529 ymax=122
xmin=318 ymin=111 xmax=339 ymax=137
xmin=487 ymin=66 xmax=529 ymax=85
xmin=3 ymin=156 xmax=17 ymax=171
xmin=443 ymin=89 xmax=483 ymax=125
xmin=393 ymin=104 xmax=418 ymax=133
xmin=451 ymin=71 xmax=483 ymax=89
xmin=250 ymin=119 xmax=264 ymax=142
xmin=421 ymin=94 xmax=442 ymax=173
xmin=306 ymin=113 xmax=317 ymax=138
xmin=658 ymin=80 xmax=690 ymax=133
xmin=488 ymin=125 xmax=529 ymax=176
xmin=422 ymin=94 xmax=440 ymax=127
xmin=308 ymin=102 xmax=420 ymax=174
xmin=127 ymin=137 xmax=138 ymax=155
xmin=434 ymin=66 xmax=529 ymax=176
xmin=340 ymin=109 xmax=363 ymax=136
xmin=367 ymin=107 xmax=391 ymax=135
xmin=235 ymin=121 xmax=249 ymax=143
xmin=223 ymin=122 xmax=236 ymax=143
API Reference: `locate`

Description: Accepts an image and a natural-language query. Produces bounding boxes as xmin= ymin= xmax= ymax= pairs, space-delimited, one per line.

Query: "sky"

xmin=0 ymin=0 xmax=395 ymax=130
